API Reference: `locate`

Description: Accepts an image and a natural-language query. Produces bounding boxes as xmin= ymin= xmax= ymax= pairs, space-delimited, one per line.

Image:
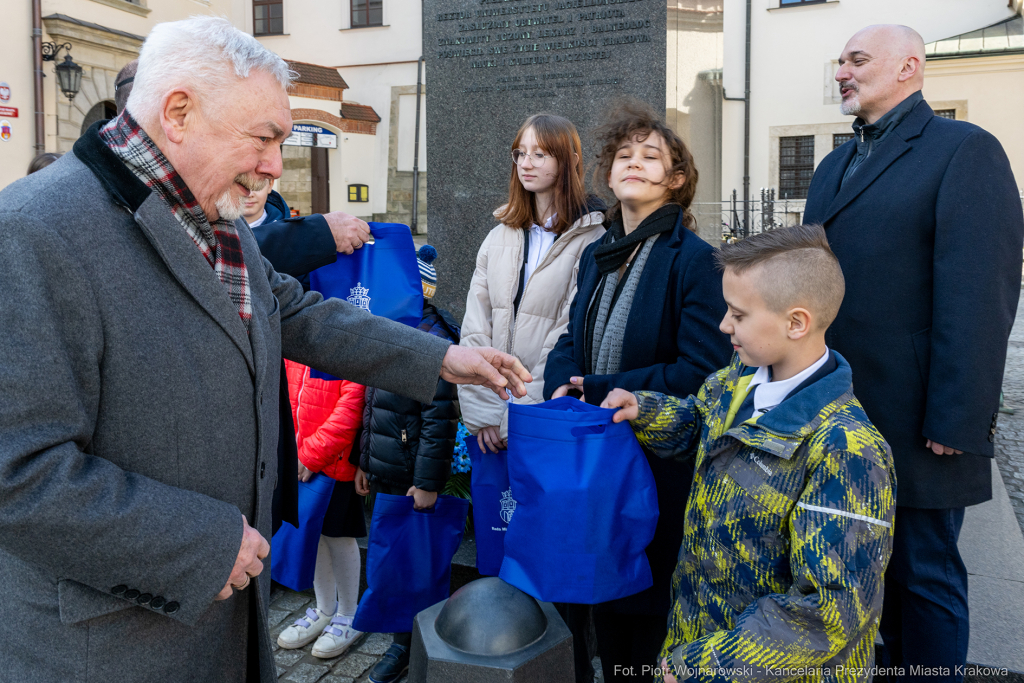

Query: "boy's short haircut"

xmin=717 ymin=224 xmax=845 ymax=330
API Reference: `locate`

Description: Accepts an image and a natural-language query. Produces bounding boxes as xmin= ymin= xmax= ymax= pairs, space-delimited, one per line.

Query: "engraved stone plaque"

xmin=423 ymin=0 xmax=666 ymax=316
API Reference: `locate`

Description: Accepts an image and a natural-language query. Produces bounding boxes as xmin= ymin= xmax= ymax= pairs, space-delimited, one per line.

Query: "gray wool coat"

xmin=0 ymin=126 xmax=449 ymax=683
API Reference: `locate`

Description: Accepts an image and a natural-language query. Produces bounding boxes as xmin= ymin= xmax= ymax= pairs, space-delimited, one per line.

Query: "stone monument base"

xmin=409 ymin=577 xmax=575 ymax=682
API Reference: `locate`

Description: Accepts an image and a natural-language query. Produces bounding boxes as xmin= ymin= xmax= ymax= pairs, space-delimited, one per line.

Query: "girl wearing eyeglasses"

xmin=459 ymin=113 xmax=606 ymax=455
xmin=457 ymin=113 xmax=605 ymax=682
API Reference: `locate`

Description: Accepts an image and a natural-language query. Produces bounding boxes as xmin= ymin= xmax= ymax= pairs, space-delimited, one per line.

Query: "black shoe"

xmin=369 ymin=643 xmax=410 ymax=683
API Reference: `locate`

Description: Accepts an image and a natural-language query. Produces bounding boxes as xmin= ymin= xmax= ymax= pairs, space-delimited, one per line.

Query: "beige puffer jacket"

xmin=459 ymin=206 xmax=605 ymax=438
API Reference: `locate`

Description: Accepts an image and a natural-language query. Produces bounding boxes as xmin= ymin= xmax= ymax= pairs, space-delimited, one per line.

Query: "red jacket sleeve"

xmin=284 ymin=359 xmax=304 ymax=434
xmin=297 ymin=380 xmax=366 ymax=478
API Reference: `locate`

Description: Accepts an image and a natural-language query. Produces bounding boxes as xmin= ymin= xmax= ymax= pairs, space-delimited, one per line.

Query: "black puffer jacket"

xmin=360 ymin=304 xmax=460 ymax=491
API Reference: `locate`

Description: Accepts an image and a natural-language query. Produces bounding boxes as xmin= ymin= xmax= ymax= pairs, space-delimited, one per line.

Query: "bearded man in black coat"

xmin=803 ymin=24 xmax=1024 ymax=680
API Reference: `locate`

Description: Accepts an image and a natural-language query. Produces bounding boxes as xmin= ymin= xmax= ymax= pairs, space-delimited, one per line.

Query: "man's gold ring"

xmin=235 ymin=575 xmax=251 ymax=590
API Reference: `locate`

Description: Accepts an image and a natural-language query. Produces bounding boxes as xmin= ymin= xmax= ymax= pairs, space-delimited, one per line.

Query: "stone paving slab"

xmin=961 ymin=462 xmax=1024 ymax=583
xmin=995 ymin=297 xmax=1024 ymax=535
xmin=961 ymin=461 xmax=1024 ymax=672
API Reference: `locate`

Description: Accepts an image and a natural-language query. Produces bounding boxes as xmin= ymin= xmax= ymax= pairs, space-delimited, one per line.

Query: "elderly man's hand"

xmin=215 ymin=515 xmax=269 ymax=600
xmin=324 ymin=211 xmax=372 ymax=254
xmin=440 ymin=346 xmax=531 ymax=400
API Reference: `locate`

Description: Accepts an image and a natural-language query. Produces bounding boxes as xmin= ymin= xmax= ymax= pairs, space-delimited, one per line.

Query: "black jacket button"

xmin=136 ymin=593 xmax=152 ymax=605
xmin=164 ymin=601 xmax=180 ymax=614
xmin=111 ymin=585 xmax=127 ymax=595
xmin=150 ymin=596 xmax=166 ymax=610
xmin=989 ymin=434 xmax=996 ymax=443
xmin=124 ymin=589 xmax=140 ymax=600
xmin=260 ymin=462 xmax=266 ymax=478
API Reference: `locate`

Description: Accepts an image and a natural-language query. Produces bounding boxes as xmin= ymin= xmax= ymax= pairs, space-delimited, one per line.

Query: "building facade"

xmin=248 ymin=0 xmax=427 ymax=230
xmin=714 ymin=0 xmax=1023 ymax=238
xmin=2 ymin=0 xmax=420 ymax=231
xmin=0 ymin=0 xmax=233 ymax=192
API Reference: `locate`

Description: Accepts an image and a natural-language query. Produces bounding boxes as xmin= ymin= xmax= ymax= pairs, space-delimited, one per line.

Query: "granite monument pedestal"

xmin=423 ymin=0 xmax=667 ymax=318
xmin=409 ymin=577 xmax=575 ymax=683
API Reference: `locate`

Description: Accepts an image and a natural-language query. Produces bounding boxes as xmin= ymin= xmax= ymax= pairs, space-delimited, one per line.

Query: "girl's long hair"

xmin=495 ymin=113 xmax=589 ymax=236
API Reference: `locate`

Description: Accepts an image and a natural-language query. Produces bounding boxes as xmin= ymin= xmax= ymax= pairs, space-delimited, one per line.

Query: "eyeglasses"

xmin=512 ymin=149 xmax=551 ymax=167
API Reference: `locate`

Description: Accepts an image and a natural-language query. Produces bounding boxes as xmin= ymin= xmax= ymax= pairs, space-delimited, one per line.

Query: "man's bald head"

xmin=836 ymin=24 xmax=926 ymax=124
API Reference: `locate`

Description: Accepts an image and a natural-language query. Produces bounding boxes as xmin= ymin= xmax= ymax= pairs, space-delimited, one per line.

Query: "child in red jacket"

xmin=277 ymin=360 xmax=367 ymax=659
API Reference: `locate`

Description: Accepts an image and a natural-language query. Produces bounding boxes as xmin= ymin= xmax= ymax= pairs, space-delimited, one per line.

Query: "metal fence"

xmin=693 ymin=189 xmax=805 ymax=243
xmin=698 ymin=189 xmax=1024 ymax=244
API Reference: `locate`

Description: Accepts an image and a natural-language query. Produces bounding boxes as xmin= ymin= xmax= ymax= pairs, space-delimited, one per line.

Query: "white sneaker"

xmin=277 ymin=607 xmax=332 ymax=649
xmin=310 ymin=615 xmax=362 ymax=659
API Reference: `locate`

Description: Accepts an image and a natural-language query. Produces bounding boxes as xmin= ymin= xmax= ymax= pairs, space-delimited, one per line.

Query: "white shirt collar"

xmin=247 ymin=209 xmax=268 ymax=228
xmin=747 ymin=348 xmax=831 ymax=418
xmin=524 ymin=214 xmax=557 ymax=284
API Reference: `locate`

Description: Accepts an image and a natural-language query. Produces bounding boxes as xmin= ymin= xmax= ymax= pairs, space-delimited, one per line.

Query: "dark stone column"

xmin=422 ymin=0 xmax=667 ymax=319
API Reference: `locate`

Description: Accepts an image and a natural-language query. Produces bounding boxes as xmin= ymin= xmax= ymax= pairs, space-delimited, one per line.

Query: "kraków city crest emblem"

xmin=347 ymin=282 xmax=371 ymax=312
xmin=499 ymin=489 xmax=517 ymax=524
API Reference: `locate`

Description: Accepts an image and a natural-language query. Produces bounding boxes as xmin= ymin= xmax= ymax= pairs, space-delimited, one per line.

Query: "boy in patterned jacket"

xmin=603 ymin=224 xmax=896 ymax=683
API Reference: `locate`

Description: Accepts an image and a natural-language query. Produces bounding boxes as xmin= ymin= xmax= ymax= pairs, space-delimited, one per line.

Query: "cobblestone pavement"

xmin=996 ymin=295 xmax=1024 ymax=536
xmin=269 ymin=583 xmax=405 ymax=683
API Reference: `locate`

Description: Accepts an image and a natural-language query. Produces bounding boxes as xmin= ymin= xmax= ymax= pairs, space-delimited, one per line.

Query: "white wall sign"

xmin=283 ymin=123 xmax=337 ymax=149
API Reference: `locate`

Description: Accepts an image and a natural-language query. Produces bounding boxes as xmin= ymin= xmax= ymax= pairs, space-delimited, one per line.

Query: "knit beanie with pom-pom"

xmin=417 ymin=244 xmax=438 ymax=299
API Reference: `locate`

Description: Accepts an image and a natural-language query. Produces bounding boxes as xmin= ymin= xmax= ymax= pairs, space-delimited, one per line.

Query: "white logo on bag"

xmin=499 ymin=489 xmax=517 ymax=524
xmin=347 ymin=283 xmax=371 ymax=312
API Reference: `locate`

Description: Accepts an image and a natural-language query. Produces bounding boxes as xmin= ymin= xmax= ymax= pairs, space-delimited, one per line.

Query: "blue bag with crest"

xmin=271 ymin=224 xmax=420 ymax=586
xmin=270 ymin=473 xmax=335 ymax=591
xmin=353 ymin=493 xmax=470 ymax=634
xmin=499 ymin=397 xmax=659 ymax=604
xmin=307 ymin=222 xmax=422 ymax=380
xmin=466 ymin=437 xmax=512 ymax=576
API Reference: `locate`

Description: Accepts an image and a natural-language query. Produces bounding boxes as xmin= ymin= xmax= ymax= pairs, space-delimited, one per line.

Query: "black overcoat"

xmin=803 ymin=97 xmax=1024 ymax=508
xmin=250 ymin=191 xmax=337 ymax=532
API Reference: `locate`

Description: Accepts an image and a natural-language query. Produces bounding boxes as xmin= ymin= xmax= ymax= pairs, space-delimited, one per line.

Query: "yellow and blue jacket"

xmin=631 ymin=351 xmax=896 ymax=683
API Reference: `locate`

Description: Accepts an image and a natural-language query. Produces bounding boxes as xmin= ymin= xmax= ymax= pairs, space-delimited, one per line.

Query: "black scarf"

xmin=593 ymin=204 xmax=680 ymax=275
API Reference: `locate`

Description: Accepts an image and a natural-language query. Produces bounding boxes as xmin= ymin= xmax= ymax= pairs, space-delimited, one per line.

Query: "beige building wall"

xmin=667 ymin=1 xmax=725 ymax=242
xmin=0 ymin=1 xmax=37 ymax=187
xmin=251 ymin=0 xmax=427 ymax=231
xmin=923 ymin=55 xmax=1024 ymax=182
xmin=0 ymin=0 xmax=236 ymax=192
xmin=718 ymin=0 xmax=1022 ymax=216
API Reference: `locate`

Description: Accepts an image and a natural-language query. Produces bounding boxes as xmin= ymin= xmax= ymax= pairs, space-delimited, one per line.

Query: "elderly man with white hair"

xmin=0 ymin=17 xmax=529 ymax=683
xmin=804 ymin=24 xmax=1023 ymax=681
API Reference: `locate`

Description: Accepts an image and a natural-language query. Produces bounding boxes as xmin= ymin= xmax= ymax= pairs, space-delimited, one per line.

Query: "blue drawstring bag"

xmin=499 ymin=397 xmax=659 ymax=604
xmin=308 ymin=223 xmax=422 ymax=380
xmin=353 ymin=494 xmax=470 ymax=634
xmin=467 ymin=437 xmax=512 ymax=576
xmin=270 ymin=473 xmax=336 ymax=591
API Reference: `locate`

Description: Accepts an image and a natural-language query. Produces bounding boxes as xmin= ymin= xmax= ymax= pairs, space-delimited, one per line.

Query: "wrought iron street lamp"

xmin=41 ymin=42 xmax=83 ymax=101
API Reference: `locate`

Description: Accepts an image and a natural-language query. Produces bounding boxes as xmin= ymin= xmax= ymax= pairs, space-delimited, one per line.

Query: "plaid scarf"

xmin=100 ymin=112 xmax=252 ymax=333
